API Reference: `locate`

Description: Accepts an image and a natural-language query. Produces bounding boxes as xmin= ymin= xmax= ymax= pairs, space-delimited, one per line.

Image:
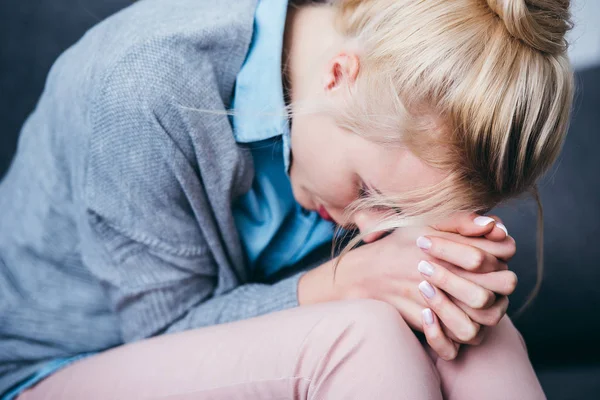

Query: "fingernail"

xmin=496 ymin=223 xmax=508 ymax=236
xmin=419 ymin=281 xmax=435 ymax=298
xmin=422 ymin=308 xmax=434 ymax=325
xmin=474 ymin=216 xmax=495 ymax=226
xmin=416 ymin=236 xmax=432 ymax=250
xmin=418 ymin=260 xmax=435 ymax=276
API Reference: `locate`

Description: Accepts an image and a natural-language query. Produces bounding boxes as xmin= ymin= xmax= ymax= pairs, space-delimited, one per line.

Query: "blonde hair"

xmin=321 ymin=0 xmax=574 ymax=314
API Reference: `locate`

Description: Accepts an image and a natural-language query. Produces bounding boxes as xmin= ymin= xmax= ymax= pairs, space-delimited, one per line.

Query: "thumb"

xmin=432 ymin=212 xmax=496 ymax=237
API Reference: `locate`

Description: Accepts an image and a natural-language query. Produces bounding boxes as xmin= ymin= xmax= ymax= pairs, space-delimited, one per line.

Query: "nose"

xmin=352 ymin=210 xmax=388 ymax=244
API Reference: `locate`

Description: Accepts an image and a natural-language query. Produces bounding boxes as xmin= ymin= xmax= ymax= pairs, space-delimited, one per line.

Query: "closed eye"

xmin=358 ymin=180 xmax=381 ymax=198
xmin=358 ymin=180 xmax=403 ymax=215
xmin=358 ymin=181 xmax=372 ymax=199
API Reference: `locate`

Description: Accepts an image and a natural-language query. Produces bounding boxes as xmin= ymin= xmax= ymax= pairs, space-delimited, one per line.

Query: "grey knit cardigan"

xmin=0 ymin=0 xmax=332 ymax=393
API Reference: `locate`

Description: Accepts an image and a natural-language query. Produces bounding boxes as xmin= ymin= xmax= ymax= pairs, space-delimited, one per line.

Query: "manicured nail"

xmin=419 ymin=281 xmax=435 ymax=298
xmin=422 ymin=308 xmax=434 ymax=325
xmin=416 ymin=236 xmax=432 ymax=250
xmin=474 ymin=216 xmax=495 ymax=226
xmin=418 ymin=260 xmax=435 ymax=276
xmin=496 ymin=223 xmax=508 ymax=236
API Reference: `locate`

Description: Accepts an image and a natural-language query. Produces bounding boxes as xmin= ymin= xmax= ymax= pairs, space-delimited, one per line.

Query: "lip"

xmin=318 ymin=205 xmax=334 ymax=222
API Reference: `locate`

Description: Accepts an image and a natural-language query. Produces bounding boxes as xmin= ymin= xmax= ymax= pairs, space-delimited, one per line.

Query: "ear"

xmin=323 ymin=52 xmax=360 ymax=92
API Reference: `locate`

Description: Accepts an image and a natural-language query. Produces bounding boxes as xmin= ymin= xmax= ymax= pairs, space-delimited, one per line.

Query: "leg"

xmin=18 ymin=299 xmax=443 ymax=400
xmin=425 ymin=316 xmax=545 ymax=400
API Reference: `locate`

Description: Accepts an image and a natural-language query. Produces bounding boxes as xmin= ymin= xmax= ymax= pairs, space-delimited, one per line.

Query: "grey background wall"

xmin=1 ymin=1 xmax=600 ymax=399
xmin=569 ymin=0 xmax=600 ymax=69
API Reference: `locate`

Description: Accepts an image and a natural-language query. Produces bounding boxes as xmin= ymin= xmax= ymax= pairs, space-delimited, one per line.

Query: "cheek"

xmin=361 ymin=145 xmax=448 ymax=199
xmin=290 ymin=116 xmax=335 ymax=177
xmin=290 ymin=118 xmax=356 ymax=205
xmin=396 ymin=152 xmax=446 ymax=191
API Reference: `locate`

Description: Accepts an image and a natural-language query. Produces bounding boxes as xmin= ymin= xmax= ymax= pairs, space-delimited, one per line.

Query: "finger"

xmin=431 ymin=212 xmax=496 ymax=237
xmin=484 ymin=225 xmax=507 ymax=242
xmin=417 ymin=235 xmax=503 ymax=273
xmin=418 ymin=280 xmax=480 ymax=343
xmin=487 ymin=214 xmax=506 ymax=230
xmin=444 ymin=324 xmax=487 ymax=346
xmin=422 ymin=308 xmax=460 ymax=361
xmin=418 ymin=260 xmax=496 ymax=309
xmin=450 ymin=295 xmax=510 ymax=327
xmin=444 ymin=265 xmax=518 ymax=295
xmin=483 ymin=215 xmax=510 ymax=242
xmin=390 ymin=296 xmax=427 ymax=332
xmin=428 ymin=232 xmax=517 ymax=262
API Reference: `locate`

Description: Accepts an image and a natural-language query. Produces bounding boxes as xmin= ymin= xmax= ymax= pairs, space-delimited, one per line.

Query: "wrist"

xmin=298 ymin=258 xmax=343 ymax=305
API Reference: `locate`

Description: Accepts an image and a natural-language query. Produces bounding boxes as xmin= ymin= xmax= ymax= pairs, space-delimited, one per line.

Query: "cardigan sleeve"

xmin=80 ymin=39 xmax=314 ymax=342
xmin=82 ymin=212 xmax=307 ymax=341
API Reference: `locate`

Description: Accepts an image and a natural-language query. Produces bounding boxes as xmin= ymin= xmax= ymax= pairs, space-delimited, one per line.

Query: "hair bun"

xmin=486 ymin=0 xmax=572 ymax=55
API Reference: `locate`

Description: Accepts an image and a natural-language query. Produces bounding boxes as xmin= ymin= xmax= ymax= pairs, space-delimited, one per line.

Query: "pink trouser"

xmin=18 ymin=299 xmax=545 ymax=400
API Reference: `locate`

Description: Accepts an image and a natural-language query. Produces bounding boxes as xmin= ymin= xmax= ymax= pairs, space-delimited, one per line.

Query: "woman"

xmin=0 ymin=0 xmax=572 ymax=398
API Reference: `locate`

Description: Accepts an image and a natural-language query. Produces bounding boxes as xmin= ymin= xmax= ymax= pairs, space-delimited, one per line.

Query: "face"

xmin=285 ymin=48 xmax=448 ymax=235
xmin=282 ymin=9 xmax=449 ymax=236
xmin=288 ymin=111 xmax=447 ymax=233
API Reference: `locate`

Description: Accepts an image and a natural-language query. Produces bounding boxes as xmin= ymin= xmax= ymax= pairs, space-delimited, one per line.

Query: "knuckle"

xmin=457 ymin=323 xmax=479 ymax=342
xmin=435 ymin=243 xmax=447 ymax=258
xmin=428 ymin=294 xmax=444 ymax=309
xmin=469 ymin=289 xmax=492 ymax=309
xmin=441 ymin=347 xmax=458 ymax=361
xmin=469 ymin=250 xmax=485 ymax=270
xmin=484 ymin=309 xmax=504 ymax=326
xmin=504 ymin=272 xmax=518 ymax=293
xmin=398 ymin=285 xmax=413 ymax=299
xmin=427 ymin=330 xmax=442 ymax=343
xmin=435 ymin=267 xmax=450 ymax=287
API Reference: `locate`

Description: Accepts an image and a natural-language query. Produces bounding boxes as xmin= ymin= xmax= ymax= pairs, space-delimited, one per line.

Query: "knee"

xmin=311 ymin=299 xmax=435 ymax=369
xmin=330 ymin=299 xmax=413 ymax=338
xmin=298 ymin=300 xmax=441 ymax=396
xmin=486 ymin=315 xmax=528 ymax=351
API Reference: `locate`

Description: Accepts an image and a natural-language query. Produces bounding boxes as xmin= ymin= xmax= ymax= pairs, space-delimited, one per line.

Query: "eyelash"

xmin=358 ymin=182 xmax=371 ymax=199
xmin=358 ymin=182 xmax=402 ymax=214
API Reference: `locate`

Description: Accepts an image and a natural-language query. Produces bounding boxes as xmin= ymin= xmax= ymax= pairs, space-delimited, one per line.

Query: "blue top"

xmin=231 ymin=0 xmax=335 ymax=280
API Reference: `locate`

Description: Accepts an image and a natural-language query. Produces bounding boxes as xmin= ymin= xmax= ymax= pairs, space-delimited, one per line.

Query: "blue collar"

xmin=231 ymin=0 xmax=292 ymax=174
